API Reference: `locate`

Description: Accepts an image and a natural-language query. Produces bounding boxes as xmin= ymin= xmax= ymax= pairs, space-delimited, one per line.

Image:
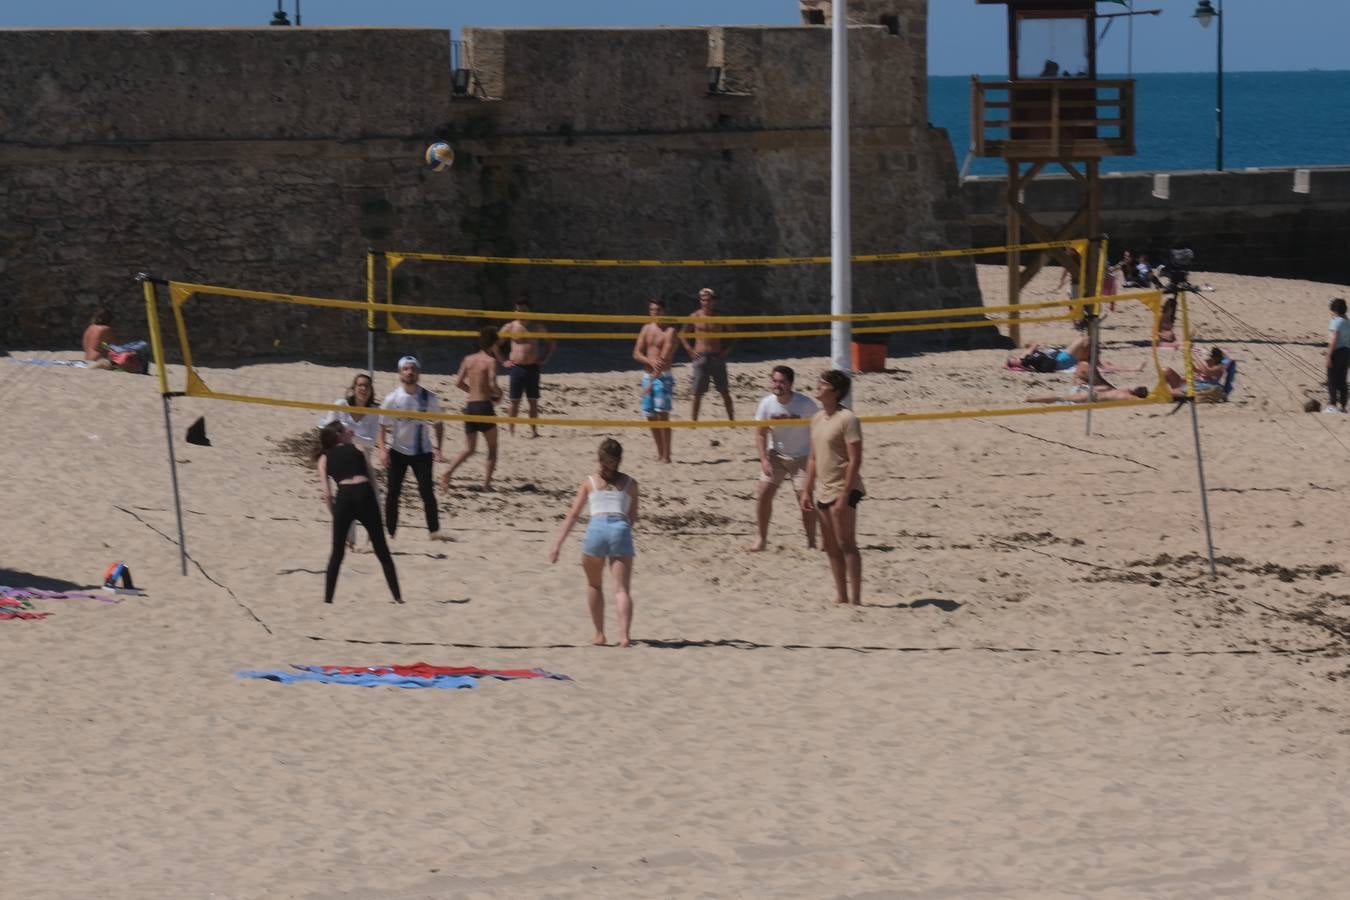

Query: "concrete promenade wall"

xmin=960 ymin=168 xmax=1350 ymax=285
xmin=1 ymin=13 xmax=985 ymax=365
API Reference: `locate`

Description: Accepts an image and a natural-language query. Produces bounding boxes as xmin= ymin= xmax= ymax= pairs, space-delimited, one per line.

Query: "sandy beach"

xmin=6 ymin=268 xmax=1350 ymax=898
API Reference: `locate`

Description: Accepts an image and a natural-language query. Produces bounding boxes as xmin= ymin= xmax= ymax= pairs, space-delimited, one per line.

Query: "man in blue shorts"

xmin=632 ymin=296 xmax=679 ymax=463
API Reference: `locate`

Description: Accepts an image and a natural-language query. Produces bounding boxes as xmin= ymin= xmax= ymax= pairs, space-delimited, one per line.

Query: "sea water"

xmin=929 ymin=70 xmax=1350 ymax=177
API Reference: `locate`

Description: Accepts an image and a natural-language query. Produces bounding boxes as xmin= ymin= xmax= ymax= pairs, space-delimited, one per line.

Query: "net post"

xmin=1084 ymin=305 xmax=1100 ymax=436
xmin=136 ymin=272 xmax=188 ymax=577
xmin=1179 ymin=289 xmax=1219 ymax=578
xmin=366 ymin=248 xmax=379 ymax=379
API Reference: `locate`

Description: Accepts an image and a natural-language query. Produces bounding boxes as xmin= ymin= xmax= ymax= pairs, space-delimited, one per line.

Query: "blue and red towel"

xmin=237 ymin=662 xmax=571 ymax=689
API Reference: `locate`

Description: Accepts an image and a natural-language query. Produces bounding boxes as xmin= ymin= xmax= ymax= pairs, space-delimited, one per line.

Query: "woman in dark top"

xmin=316 ymin=420 xmax=401 ymax=604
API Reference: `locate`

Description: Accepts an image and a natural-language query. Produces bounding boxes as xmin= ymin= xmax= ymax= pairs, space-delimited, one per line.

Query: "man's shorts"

xmin=760 ymin=452 xmax=808 ymax=487
xmin=508 ymin=363 xmax=541 ymax=401
xmin=640 ymin=372 xmax=674 ymax=417
xmin=464 ymin=400 xmax=497 ymax=434
xmin=691 ymin=353 xmax=729 ymax=394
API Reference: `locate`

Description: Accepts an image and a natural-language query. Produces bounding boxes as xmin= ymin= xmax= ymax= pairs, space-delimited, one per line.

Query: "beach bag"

xmin=107 ymin=348 xmax=145 ymax=374
xmin=104 ymin=340 xmax=149 ymax=374
xmin=1021 ymin=350 xmax=1059 ymax=373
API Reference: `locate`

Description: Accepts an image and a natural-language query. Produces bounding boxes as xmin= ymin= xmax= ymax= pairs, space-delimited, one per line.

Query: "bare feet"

xmin=745 ymin=540 xmax=767 ymax=552
xmin=618 ymin=637 xmax=632 ymax=647
xmin=429 ymin=531 xmax=456 ymax=542
xmin=592 ymin=633 xmax=608 ymax=646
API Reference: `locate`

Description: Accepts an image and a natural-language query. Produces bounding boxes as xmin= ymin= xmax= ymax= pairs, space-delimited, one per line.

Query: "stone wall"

xmin=960 ymin=168 xmax=1350 ymax=285
xmin=0 ymin=13 xmax=983 ymax=365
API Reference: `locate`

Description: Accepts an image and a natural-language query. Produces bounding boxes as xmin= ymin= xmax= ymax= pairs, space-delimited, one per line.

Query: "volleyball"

xmin=425 ymin=141 xmax=455 ymax=172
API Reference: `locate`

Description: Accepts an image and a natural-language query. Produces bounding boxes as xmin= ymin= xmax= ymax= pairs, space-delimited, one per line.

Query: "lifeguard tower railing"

xmin=971 ymin=78 xmax=1135 ymax=160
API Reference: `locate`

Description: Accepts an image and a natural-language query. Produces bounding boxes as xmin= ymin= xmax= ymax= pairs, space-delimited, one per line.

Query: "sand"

xmin=6 ymin=269 xmax=1350 ymax=899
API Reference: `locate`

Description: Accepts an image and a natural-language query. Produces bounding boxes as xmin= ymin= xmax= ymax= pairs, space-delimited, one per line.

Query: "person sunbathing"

xmin=1008 ymin=336 xmax=1143 ymax=374
xmin=1025 ymin=362 xmax=1149 ymax=403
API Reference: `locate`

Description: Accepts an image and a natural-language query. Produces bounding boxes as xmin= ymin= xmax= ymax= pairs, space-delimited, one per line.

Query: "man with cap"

xmin=377 ymin=356 xmax=445 ymax=540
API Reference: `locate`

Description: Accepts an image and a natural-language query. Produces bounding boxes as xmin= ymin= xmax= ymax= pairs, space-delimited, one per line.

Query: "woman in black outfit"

xmin=316 ymin=420 xmax=402 ymax=604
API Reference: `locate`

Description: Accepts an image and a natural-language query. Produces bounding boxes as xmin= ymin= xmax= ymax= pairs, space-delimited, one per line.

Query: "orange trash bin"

xmin=851 ymin=340 xmax=887 ymax=373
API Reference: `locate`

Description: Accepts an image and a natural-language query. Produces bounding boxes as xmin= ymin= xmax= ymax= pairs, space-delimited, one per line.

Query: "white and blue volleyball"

xmin=425 ymin=141 xmax=455 ymax=172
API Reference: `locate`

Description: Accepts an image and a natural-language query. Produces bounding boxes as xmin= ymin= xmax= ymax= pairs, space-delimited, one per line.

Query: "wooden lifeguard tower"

xmin=971 ymin=0 xmax=1136 ymax=343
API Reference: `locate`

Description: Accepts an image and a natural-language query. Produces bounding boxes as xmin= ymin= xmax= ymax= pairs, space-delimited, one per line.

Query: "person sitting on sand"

xmin=549 ymin=438 xmax=640 ymax=647
xmin=82 ymin=308 xmax=116 ymax=369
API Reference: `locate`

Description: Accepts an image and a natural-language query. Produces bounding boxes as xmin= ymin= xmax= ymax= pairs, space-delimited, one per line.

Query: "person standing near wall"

xmin=1326 ymin=297 xmax=1350 ymax=413
xmin=747 ymin=365 xmax=819 ymax=552
xmin=801 ymin=370 xmax=865 ymax=606
xmin=496 ymin=298 xmax=555 ymax=438
xmin=680 ymin=287 xmax=735 ymax=422
xmin=633 ymin=296 xmax=679 ymax=463
xmin=377 ymin=356 xmax=444 ymax=540
xmin=441 ymin=326 xmax=504 ymax=490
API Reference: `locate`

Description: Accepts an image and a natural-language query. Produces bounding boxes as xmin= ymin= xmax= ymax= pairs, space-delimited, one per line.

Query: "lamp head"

xmin=1193 ymin=0 xmax=1217 ymax=28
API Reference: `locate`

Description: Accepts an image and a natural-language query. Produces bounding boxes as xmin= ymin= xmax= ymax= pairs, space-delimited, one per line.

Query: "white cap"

xmin=397 ymin=355 xmax=420 ymax=370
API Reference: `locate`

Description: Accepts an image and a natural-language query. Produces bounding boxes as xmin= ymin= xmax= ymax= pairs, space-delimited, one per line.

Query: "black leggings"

xmin=326 ymin=482 xmax=400 ymax=604
xmin=1329 ymin=347 xmax=1350 ymax=409
xmin=385 ymin=450 xmax=438 ymax=536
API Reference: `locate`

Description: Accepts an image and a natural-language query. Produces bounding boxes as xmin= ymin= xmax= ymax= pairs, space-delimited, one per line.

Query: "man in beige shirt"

xmin=801 ymin=369 xmax=864 ymax=605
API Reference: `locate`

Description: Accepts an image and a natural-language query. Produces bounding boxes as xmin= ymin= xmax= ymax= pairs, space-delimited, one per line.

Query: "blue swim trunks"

xmin=582 ymin=516 xmax=635 ymax=558
xmin=640 ymin=372 xmax=674 ymax=416
xmin=1054 ymin=350 xmax=1077 ymax=370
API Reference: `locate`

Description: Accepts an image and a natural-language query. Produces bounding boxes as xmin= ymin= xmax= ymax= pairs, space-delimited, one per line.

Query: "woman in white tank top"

xmin=549 ymin=438 xmax=640 ymax=647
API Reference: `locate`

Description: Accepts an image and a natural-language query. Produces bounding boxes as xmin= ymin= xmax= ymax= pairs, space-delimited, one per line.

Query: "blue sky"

xmin=0 ymin=1 xmax=1344 ymax=75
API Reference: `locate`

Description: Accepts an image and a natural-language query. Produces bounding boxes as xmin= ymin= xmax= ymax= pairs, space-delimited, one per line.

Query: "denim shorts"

xmin=582 ymin=515 xmax=635 ymax=558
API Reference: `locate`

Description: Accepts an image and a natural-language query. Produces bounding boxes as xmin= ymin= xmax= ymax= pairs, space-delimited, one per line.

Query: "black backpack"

xmin=1021 ymin=350 xmax=1059 ymax=373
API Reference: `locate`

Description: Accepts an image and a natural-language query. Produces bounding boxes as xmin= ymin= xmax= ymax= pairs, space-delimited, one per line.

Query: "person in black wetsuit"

xmin=316 ymin=421 xmax=402 ymax=604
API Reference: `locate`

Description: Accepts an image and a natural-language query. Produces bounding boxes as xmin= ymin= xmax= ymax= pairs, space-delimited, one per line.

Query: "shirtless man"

xmin=496 ymin=298 xmax=555 ymax=437
xmin=441 ymin=326 xmax=504 ymax=490
xmin=632 ymin=296 xmax=680 ymax=463
xmin=82 ymin=308 xmax=116 ymax=369
xmin=679 ymin=287 xmax=735 ymax=421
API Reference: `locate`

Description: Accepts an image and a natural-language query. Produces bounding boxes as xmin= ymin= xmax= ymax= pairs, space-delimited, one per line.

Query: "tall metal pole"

xmin=830 ymin=3 xmax=854 ymax=379
xmin=1215 ymin=0 xmax=1224 ymax=172
xmin=1179 ymin=291 xmax=1219 ymax=577
xmin=139 ymin=274 xmax=188 ymax=576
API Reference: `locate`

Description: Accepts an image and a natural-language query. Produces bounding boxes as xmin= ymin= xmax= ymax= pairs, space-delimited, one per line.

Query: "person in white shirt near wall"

xmin=746 ymin=365 xmax=819 ymax=552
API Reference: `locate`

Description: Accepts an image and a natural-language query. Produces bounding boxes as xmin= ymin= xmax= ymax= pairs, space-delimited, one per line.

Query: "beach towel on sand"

xmin=0 ymin=597 xmax=50 ymax=621
xmin=236 ymin=663 xmax=571 ymax=688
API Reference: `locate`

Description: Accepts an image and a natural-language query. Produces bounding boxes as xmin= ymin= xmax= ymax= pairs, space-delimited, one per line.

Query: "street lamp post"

xmin=1193 ymin=0 xmax=1223 ymax=171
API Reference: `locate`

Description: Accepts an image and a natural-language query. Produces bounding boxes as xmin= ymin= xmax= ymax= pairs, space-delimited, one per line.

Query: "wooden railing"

xmin=971 ymin=78 xmax=1135 ymax=160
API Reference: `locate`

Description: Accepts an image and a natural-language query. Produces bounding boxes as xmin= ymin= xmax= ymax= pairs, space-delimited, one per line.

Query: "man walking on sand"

xmin=801 ymin=370 xmax=864 ymax=606
xmin=496 ymin=298 xmax=555 ymax=437
xmin=679 ymin=287 xmax=735 ymax=421
xmin=441 ymin=326 xmax=504 ymax=490
xmin=632 ymin=296 xmax=679 ymax=463
xmin=747 ymin=365 xmax=819 ymax=552
xmin=377 ymin=356 xmax=444 ymax=540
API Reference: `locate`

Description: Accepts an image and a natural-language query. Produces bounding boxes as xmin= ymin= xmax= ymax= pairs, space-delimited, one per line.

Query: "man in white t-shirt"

xmin=376 ymin=356 xmax=445 ymax=540
xmin=746 ymin=365 xmax=819 ymax=552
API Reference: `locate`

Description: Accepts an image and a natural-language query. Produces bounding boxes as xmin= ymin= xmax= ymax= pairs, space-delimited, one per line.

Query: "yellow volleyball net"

xmin=143 ymin=236 xmax=1179 ymax=431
